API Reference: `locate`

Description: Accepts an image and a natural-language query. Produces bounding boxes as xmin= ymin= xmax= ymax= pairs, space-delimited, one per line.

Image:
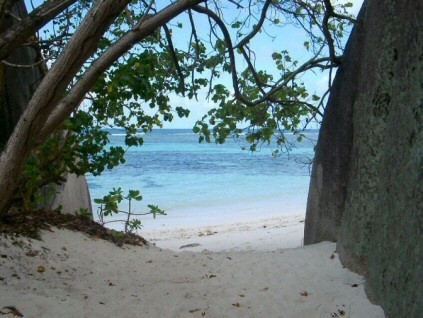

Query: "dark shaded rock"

xmin=305 ymin=0 xmax=423 ymax=316
xmin=304 ymin=3 xmax=367 ymax=244
xmin=338 ymin=1 xmax=423 ymax=316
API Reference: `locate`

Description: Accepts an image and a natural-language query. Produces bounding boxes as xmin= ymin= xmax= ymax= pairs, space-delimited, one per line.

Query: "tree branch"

xmin=124 ymin=6 xmax=135 ymax=27
xmin=227 ymin=0 xmax=243 ymax=9
xmin=187 ymin=9 xmax=200 ymax=59
xmin=192 ymin=5 xmax=251 ymax=105
xmin=0 ymin=0 xmax=18 ymax=29
xmin=238 ymin=46 xmax=271 ymax=94
xmin=257 ymin=53 xmax=330 ymax=105
xmin=234 ymin=0 xmax=272 ymax=49
xmin=0 ymin=0 xmax=135 ymax=214
xmin=39 ymin=0 xmax=205 ymax=141
xmin=163 ymin=24 xmax=185 ymax=95
xmin=322 ymin=0 xmax=341 ymax=65
xmin=0 ymin=0 xmax=78 ymax=59
xmin=1 ymin=58 xmax=46 ymax=68
xmin=192 ymin=4 xmax=331 ymax=110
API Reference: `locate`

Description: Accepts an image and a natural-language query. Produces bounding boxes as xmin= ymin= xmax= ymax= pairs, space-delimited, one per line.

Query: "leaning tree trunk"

xmin=0 ymin=0 xmax=204 ymax=214
xmin=0 ymin=1 xmax=92 ymax=215
xmin=0 ymin=1 xmax=45 ymax=212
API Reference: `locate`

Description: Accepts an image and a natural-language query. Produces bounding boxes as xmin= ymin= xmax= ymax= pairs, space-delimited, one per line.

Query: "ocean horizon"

xmin=86 ymin=128 xmax=317 ymax=231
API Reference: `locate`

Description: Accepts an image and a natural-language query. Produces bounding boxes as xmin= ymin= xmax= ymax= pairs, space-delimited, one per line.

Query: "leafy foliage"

xmin=10 ymin=0 xmax=357 ymax=217
xmin=94 ymin=188 xmax=166 ymax=234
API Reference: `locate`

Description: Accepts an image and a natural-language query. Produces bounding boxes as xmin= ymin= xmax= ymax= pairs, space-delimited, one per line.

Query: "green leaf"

xmin=148 ymin=205 xmax=166 ymax=218
xmin=231 ymin=21 xmax=242 ymax=28
xmin=272 ymin=52 xmax=282 ymax=60
xmin=304 ymin=41 xmax=310 ymax=50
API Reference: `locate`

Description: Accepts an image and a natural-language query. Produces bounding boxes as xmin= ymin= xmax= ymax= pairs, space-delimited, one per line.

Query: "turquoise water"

xmin=87 ymin=129 xmax=317 ymax=230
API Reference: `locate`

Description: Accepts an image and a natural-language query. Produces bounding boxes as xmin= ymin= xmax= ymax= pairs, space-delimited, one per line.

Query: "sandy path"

xmin=0 ymin=226 xmax=384 ymax=317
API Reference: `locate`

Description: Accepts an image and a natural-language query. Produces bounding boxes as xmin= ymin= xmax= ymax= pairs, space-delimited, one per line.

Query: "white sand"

xmin=142 ymin=214 xmax=306 ymax=252
xmin=0 ymin=219 xmax=385 ymax=318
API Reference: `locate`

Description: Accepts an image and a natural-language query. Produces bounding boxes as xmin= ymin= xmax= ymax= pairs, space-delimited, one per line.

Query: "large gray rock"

xmin=338 ymin=1 xmax=423 ymax=315
xmin=303 ymin=3 xmax=366 ymax=244
xmin=48 ymin=173 xmax=93 ymax=215
xmin=305 ymin=0 xmax=423 ymax=316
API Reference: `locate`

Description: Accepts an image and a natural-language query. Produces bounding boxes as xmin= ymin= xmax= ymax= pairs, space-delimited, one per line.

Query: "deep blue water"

xmin=87 ymin=129 xmax=317 ymax=230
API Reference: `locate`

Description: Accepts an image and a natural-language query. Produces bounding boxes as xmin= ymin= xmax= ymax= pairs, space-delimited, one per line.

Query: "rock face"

xmin=46 ymin=173 xmax=93 ymax=215
xmin=305 ymin=1 xmax=423 ymax=316
xmin=0 ymin=1 xmax=92 ymax=216
xmin=303 ymin=3 xmax=366 ymax=245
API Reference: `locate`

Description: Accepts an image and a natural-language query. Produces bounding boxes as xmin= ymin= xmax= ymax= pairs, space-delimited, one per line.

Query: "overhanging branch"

xmin=234 ymin=0 xmax=272 ymax=49
xmin=1 ymin=58 xmax=46 ymax=68
xmin=39 ymin=0 xmax=205 ymax=141
xmin=192 ymin=4 xmax=332 ymax=111
xmin=163 ymin=24 xmax=185 ymax=95
xmin=0 ymin=0 xmax=78 ymax=59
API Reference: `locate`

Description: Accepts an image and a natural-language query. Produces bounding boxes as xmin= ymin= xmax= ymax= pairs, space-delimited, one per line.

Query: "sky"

xmin=160 ymin=0 xmax=365 ymax=128
xmin=24 ymin=0 xmax=364 ymax=129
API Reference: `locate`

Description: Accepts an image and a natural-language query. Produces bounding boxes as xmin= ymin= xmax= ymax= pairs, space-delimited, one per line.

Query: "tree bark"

xmin=0 ymin=1 xmax=44 ymax=148
xmin=0 ymin=0 xmax=131 ymax=213
xmin=0 ymin=1 xmax=93 ymax=216
xmin=0 ymin=0 xmax=204 ymax=214
xmin=0 ymin=0 xmax=77 ymax=60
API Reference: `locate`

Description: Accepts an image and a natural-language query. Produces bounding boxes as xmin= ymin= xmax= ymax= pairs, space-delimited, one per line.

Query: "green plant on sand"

xmin=94 ymin=188 xmax=166 ymax=235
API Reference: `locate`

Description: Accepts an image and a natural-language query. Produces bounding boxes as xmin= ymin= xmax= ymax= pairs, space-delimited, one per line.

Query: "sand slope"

xmin=142 ymin=215 xmax=306 ymax=252
xmin=0 ymin=228 xmax=384 ymax=317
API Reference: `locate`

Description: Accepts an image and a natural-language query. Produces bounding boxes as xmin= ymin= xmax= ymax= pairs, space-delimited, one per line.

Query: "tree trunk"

xmin=0 ymin=1 xmax=92 ymax=216
xmin=0 ymin=1 xmax=45 ymax=212
xmin=0 ymin=0 xmax=206 ymax=215
xmin=0 ymin=0 xmax=131 ymax=214
xmin=0 ymin=1 xmax=44 ymax=148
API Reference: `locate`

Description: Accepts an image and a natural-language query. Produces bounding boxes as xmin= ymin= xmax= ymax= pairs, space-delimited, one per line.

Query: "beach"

xmin=0 ymin=131 xmax=385 ymax=317
xmin=0 ymin=216 xmax=385 ymax=318
xmin=142 ymin=214 xmax=306 ymax=252
xmin=87 ymin=129 xmax=315 ymax=237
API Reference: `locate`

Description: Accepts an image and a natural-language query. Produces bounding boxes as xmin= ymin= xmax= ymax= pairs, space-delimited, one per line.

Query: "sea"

xmin=86 ymin=129 xmax=318 ymax=231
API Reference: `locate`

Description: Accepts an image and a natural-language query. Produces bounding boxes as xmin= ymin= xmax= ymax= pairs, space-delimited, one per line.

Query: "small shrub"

xmin=94 ymin=188 xmax=165 ymax=234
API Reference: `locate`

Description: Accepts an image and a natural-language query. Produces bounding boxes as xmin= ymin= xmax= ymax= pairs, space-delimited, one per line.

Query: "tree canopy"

xmin=0 ymin=0 xmax=357 ymax=214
